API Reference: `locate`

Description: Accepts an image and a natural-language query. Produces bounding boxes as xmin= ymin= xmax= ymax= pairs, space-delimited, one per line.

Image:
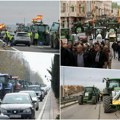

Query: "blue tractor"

xmin=0 ymin=74 xmax=13 ymax=100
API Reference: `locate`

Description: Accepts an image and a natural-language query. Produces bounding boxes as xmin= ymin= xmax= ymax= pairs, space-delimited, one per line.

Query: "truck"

xmin=50 ymin=22 xmax=59 ymax=49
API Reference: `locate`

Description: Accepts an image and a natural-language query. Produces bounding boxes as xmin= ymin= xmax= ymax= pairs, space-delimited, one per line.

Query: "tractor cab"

xmin=92 ymin=26 xmax=107 ymax=44
xmin=106 ymin=22 xmax=118 ymax=42
xmin=31 ymin=23 xmax=50 ymax=45
xmin=103 ymin=78 xmax=120 ymax=113
xmin=50 ymin=22 xmax=59 ymax=49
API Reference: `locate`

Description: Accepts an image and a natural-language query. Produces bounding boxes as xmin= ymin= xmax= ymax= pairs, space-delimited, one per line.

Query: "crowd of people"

xmin=61 ymin=40 xmax=120 ymax=69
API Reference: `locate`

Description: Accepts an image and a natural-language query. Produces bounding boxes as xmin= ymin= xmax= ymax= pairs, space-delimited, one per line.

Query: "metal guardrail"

xmin=61 ymin=96 xmax=79 ymax=105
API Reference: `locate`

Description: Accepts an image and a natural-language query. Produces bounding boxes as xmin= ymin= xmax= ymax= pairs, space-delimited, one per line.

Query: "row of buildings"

xmin=61 ymin=0 xmax=118 ymax=30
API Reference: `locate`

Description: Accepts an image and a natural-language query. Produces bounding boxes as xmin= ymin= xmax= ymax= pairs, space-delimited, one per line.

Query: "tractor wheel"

xmin=92 ymin=96 xmax=97 ymax=104
xmin=78 ymin=95 xmax=83 ymax=105
xmin=103 ymin=96 xmax=112 ymax=113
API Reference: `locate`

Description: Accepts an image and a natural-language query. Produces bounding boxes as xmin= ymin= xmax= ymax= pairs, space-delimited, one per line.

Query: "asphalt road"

xmin=0 ymin=89 xmax=58 ymax=120
xmin=5 ymin=45 xmax=59 ymax=53
xmin=61 ymin=101 xmax=120 ymax=119
xmin=35 ymin=89 xmax=58 ymax=120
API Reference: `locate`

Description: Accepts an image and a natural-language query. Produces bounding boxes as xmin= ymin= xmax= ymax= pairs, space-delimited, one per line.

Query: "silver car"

xmin=28 ymin=85 xmax=44 ymax=101
xmin=13 ymin=32 xmax=31 ymax=46
xmin=1 ymin=93 xmax=35 ymax=119
xmin=19 ymin=90 xmax=39 ymax=111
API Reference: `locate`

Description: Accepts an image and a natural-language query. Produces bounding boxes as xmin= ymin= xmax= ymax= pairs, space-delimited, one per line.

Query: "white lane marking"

xmin=36 ymin=90 xmax=51 ymax=120
xmin=11 ymin=47 xmax=20 ymax=51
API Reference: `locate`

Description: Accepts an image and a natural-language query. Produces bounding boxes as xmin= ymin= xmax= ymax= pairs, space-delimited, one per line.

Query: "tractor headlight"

xmin=23 ymin=108 xmax=31 ymax=113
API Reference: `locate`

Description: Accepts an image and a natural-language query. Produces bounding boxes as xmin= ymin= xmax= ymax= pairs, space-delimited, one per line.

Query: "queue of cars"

xmin=0 ymin=83 xmax=49 ymax=119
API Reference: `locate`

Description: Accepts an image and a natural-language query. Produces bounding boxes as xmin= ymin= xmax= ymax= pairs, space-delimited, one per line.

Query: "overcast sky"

xmin=61 ymin=66 xmax=120 ymax=91
xmin=23 ymin=52 xmax=55 ymax=86
xmin=0 ymin=1 xmax=59 ymax=26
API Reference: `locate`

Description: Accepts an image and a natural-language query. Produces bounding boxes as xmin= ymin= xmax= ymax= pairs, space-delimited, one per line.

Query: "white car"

xmin=13 ymin=32 xmax=31 ymax=46
xmin=19 ymin=90 xmax=39 ymax=111
xmin=41 ymin=86 xmax=48 ymax=95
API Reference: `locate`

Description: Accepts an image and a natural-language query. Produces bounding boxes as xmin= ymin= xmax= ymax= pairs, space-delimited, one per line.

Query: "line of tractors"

xmin=0 ymin=73 xmax=33 ymax=100
xmin=15 ymin=21 xmax=59 ymax=49
xmin=78 ymin=78 xmax=120 ymax=113
xmin=61 ymin=17 xmax=120 ymax=45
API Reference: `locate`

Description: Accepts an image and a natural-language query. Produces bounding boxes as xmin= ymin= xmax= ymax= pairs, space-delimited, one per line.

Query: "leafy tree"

xmin=0 ymin=51 xmax=30 ymax=80
xmin=48 ymin=55 xmax=59 ymax=99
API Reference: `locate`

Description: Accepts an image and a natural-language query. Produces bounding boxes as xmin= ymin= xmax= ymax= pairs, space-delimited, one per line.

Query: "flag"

xmin=36 ymin=15 xmax=43 ymax=20
xmin=32 ymin=18 xmax=38 ymax=22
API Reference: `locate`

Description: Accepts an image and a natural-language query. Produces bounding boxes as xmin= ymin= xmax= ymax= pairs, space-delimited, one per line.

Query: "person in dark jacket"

xmin=117 ymin=42 xmax=120 ymax=61
xmin=61 ymin=40 xmax=76 ymax=66
xmin=90 ymin=43 xmax=107 ymax=68
xmin=112 ymin=41 xmax=118 ymax=59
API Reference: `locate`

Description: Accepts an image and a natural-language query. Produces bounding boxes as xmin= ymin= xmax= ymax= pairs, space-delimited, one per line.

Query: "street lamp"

xmin=45 ymin=75 xmax=51 ymax=82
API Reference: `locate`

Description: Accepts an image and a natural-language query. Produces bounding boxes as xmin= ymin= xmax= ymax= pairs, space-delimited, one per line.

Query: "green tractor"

xmin=50 ymin=22 xmax=59 ymax=49
xmin=31 ymin=22 xmax=50 ymax=45
xmin=103 ymin=78 xmax=120 ymax=113
xmin=78 ymin=86 xmax=100 ymax=105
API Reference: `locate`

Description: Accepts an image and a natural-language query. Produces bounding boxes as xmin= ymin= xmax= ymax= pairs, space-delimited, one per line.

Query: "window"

xmin=79 ymin=5 xmax=81 ymax=13
xmin=71 ymin=5 xmax=74 ymax=12
xmin=79 ymin=4 xmax=85 ymax=13
xmin=109 ymin=81 xmax=120 ymax=88
xmin=81 ymin=4 xmax=85 ymax=13
xmin=82 ymin=6 xmax=85 ymax=13
xmin=51 ymin=23 xmax=59 ymax=31
xmin=0 ymin=76 xmax=5 ymax=83
xmin=62 ymin=3 xmax=66 ymax=13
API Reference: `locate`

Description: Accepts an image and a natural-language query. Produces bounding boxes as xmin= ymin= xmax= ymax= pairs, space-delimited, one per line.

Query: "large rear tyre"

xmin=103 ymin=96 xmax=112 ymax=113
xmin=78 ymin=95 xmax=83 ymax=105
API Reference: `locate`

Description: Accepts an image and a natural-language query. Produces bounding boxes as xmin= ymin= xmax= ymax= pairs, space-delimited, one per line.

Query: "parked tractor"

xmin=78 ymin=86 xmax=100 ymax=105
xmin=31 ymin=22 xmax=50 ymax=45
xmin=103 ymin=78 xmax=120 ymax=113
xmin=50 ymin=22 xmax=59 ymax=49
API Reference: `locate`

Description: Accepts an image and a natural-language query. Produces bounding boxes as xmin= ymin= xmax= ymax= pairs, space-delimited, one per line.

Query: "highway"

xmin=0 ymin=89 xmax=59 ymax=120
xmin=33 ymin=89 xmax=59 ymax=120
xmin=61 ymin=101 xmax=120 ymax=119
xmin=4 ymin=45 xmax=59 ymax=53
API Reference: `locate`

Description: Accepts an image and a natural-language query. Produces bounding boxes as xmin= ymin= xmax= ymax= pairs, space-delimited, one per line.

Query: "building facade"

xmin=61 ymin=0 xmax=113 ymax=30
xmin=61 ymin=0 xmax=86 ymax=30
